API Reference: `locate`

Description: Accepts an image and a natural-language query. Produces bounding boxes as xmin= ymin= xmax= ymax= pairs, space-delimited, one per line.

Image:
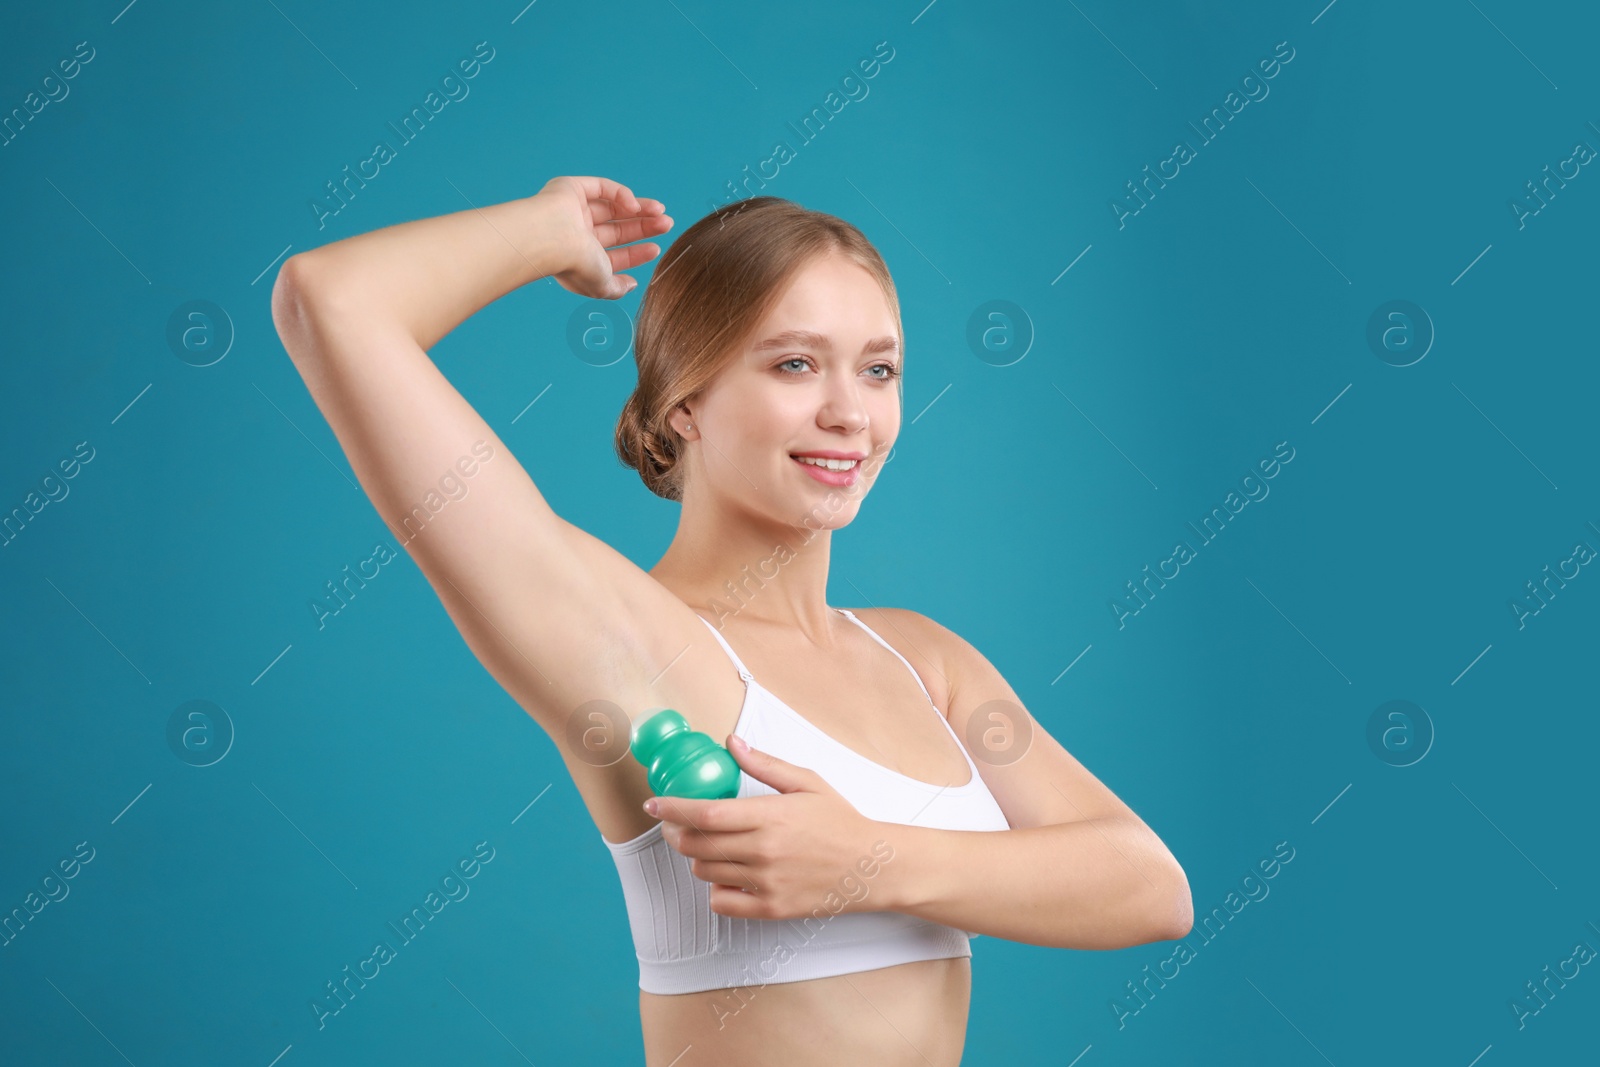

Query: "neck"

xmin=650 ymin=489 xmax=841 ymax=639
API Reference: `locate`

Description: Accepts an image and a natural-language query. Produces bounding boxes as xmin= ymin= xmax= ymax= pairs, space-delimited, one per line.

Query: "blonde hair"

xmin=613 ymin=196 xmax=902 ymax=502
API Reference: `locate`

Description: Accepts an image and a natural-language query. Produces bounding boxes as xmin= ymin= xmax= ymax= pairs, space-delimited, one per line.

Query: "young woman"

xmin=271 ymin=175 xmax=1192 ymax=1066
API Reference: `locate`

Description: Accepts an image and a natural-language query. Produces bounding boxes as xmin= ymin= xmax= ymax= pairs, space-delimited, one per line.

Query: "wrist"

xmin=868 ymin=821 xmax=942 ymax=913
xmin=507 ymin=192 xmax=578 ymax=284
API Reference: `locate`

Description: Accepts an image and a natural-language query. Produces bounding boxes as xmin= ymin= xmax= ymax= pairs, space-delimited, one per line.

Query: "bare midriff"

xmin=636 ymin=955 xmax=970 ymax=1066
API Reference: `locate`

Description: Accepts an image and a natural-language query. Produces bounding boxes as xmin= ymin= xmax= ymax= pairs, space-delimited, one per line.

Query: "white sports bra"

xmin=602 ymin=608 xmax=1011 ymax=995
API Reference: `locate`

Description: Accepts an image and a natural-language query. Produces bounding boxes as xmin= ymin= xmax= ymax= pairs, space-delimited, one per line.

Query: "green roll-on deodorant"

xmin=630 ymin=709 xmax=741 ymax=800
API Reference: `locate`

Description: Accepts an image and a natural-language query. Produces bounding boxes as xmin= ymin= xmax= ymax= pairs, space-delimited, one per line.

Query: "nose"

xmin=817 ymin=376 xmax=871 ymax=435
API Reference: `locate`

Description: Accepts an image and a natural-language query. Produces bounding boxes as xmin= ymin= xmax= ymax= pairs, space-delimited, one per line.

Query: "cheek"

xmin=877 ymin=415 xmax=899 ymax=446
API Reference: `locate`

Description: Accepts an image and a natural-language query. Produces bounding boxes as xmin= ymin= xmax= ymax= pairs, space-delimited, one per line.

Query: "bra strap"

xmin=696 ymin=616 xmax=753 ymax=683
xmin=837 ymin=609 xmax=980 ymax=777
xmin=835 ymin=608 xmax=937 ymax=707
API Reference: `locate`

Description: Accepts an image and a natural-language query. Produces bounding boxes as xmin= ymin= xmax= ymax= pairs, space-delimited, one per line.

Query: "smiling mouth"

xmin=790 ymin=455 xmax=861 ymax=471
xmin=789 ymin=455 xmax=864 ymax=486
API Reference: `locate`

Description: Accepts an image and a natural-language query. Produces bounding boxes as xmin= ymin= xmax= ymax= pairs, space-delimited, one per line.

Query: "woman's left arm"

xmin=648 ymin=610 xmax=1193 ymax=950
xmin=872 ymin=811 xmax=1190 ymax=950
xmin=866 ymin=609 xmax=1193 ymax=951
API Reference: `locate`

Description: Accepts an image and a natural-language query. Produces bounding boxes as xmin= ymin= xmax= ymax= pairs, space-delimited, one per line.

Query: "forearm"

xmin=290 ymin=193 xmax=569 ymax=350
xmin=873 ymin=818 xmax=1191 ymax=950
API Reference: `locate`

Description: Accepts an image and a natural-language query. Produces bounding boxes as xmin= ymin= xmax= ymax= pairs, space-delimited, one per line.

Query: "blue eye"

xmin=775 ymin=357 xmax=901 ymax=380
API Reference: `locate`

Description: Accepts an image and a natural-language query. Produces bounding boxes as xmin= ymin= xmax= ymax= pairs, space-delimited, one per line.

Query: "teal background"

xmin=3 ymin=0 xmax=1598 ymax=1063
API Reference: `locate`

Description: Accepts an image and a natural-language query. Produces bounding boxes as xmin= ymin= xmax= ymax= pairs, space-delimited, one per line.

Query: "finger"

xmin=596 ymin=213 xmax=673 ymax=251
xmin=652 ymin=794 xmax=770 ymax=834
xmin=605 ymin=244 xmax=660 ymax=276
xmin=649 ymin=795 xmax=715 ymax=828
xmin=664 ymin=825 xmax=764 ymax=894
xmin=666 ymin=825 xmax=761 ymax=862
xmin=590 ymin=197 xmax=667 ymax=223
xmin=727 ymin=735 xmax=828 ymax=795
xmin=690 ymin=858 xmax=758 ymax=887
xmin=568 ymin=175 xmax=640 ymax=214
xmin=708 ymin=883 xmax=765 ymax=919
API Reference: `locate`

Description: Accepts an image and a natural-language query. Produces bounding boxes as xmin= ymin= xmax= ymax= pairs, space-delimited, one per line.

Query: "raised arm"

xmin=269 ymin=177 xmax=685 ymax=734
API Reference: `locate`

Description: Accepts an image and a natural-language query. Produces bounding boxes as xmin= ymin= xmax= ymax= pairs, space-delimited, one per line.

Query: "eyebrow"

xmin=751 ymin=329 xmax=900 ymax=357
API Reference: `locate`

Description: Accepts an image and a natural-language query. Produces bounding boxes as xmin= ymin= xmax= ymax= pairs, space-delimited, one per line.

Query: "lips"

xmin=791 ymin=454 xmax=860 ymax=486
xmin=789 ymin=450 xmax=867 ymax=461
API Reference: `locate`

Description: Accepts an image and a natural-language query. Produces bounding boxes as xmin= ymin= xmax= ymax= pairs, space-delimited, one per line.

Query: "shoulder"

xmin=848 ymin=606 xmax=979 ymax=715
xmin=850 ymin=607 xmax=1018 ymax=724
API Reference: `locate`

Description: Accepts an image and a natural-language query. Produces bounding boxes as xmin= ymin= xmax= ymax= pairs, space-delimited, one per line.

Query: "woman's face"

xmin=678 ymin=253 xmax=901 ymax=530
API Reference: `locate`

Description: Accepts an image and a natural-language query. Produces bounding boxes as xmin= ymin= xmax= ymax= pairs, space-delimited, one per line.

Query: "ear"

xmin=669 ymin=403 xmax=697 ymax=440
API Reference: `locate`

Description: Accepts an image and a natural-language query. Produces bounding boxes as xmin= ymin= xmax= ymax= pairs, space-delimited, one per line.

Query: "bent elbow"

xmin=1126 ymin=859 xmax=1192 ymax=945
xmin=1157 ymin=864 xmax=1194 ymax=941
xmin=270 ymin=253 xmax=321 ymax=361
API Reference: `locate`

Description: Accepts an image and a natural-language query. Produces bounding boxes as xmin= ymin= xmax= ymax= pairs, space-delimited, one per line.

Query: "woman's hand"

xmin=536 ymin=175 xmax=672 ymax=300
xmin=648 ymin=735 xmax=893 ymax=921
